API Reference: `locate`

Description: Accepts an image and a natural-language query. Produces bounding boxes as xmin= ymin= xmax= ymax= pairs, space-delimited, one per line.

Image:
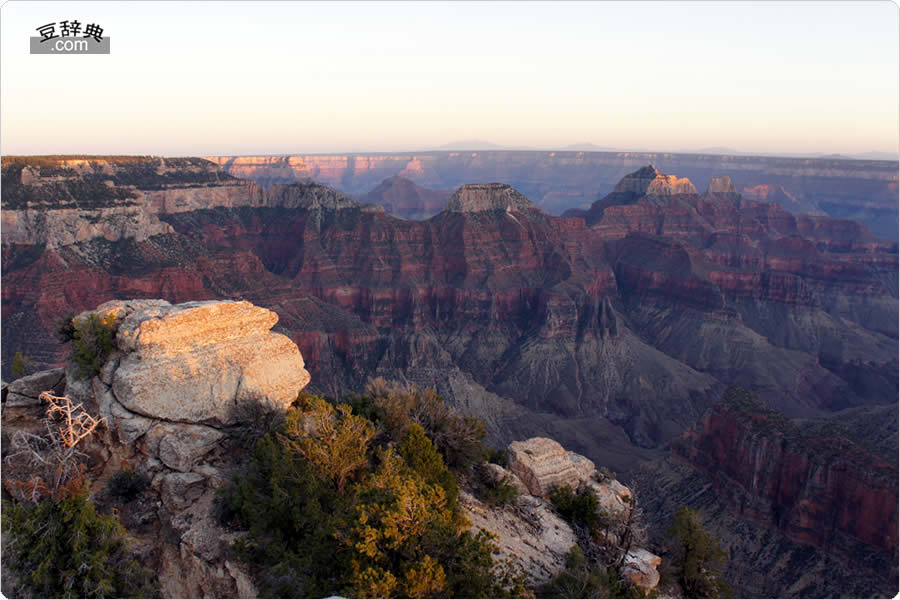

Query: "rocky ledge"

xmin=2 ymin=299 xmax=312 ymax=597
xmin=465 ymin=436 xmax=660 ymax=591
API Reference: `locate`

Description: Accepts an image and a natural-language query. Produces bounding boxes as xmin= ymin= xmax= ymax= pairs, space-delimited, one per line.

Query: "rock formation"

xmin=671 ymin=389 xmax=898 ymax=554
xmin=1 ymin=297 xmax=664 ymax=596
xmin=0 ymin=299 xmax=313 ymax=597
xmin=462 ymin=438 xmax=661 ymax=592
xmin=636 ymin=392 xmax=899 ymax=598
xmin=506 ymin=437 xmax=594 ymax=496
xmin=460 ymin=491 xmax=578 ymax=584
xmin=445 ymin=183 xmax=544 ymax=214
xmin=706 ymin=175 xmax=738 ymax=195
xmin=3 ymin=367 xmax=65 ymax=409
xmin=80 ymin=299 xmax=309 ymax=425
xmin=2 ymin=157 xmax=896 ymax=485
xmin=612 ymin=164 xmax=697 ymax=196
xmin=206 ymin=151 xmax=899 ymax=241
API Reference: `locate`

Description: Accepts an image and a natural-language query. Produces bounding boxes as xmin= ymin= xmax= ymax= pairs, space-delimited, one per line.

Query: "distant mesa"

xmin=706 ymin=175 xmax=737 ymax=195
xmin=614 ymin=164 xmax=697 ymax=196
xmin=445 ymin=183 xmax=543 ymax=214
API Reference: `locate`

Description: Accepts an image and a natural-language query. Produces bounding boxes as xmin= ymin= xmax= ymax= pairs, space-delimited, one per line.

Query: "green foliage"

xmin=666 ymin=506 xmax=732 ymax=598
xmin=481 ymin=477 xmax=520 ymax=507
xmin=550 ymin=485 xmax=602 ymax=530
xmin=104 ymin=469 xmax=148 ymax=503
xmin=11 ymin=351 xmax=32 ymax=378
xmin=227 ymin=395 xmax=288 ymax=449
xmin=540 ymin=545 xmax=630 ymax=598
xmin=284 ymin=396 xmax=376 ymax=492
xmin=2 ymin=490 xmax=154 ymax=598
xmin=221 ymin=393 xmax=529 ymax=598
xmin=55 ymin=312 xmax=77 ymax=344
xmin=219 ymin=431 xmax=349 ymax=597
xmin=471 ymin=464 xmax=520 ymax=507
xmin=366 ymin=377 xmax=488 ymax=470
xmin=487 ymin=446 xmax=509 ymax=467
xmin=71 ymin=313 xmax=117 ymax=379
xmin=399 ymin=424 xmax=459 ymax=511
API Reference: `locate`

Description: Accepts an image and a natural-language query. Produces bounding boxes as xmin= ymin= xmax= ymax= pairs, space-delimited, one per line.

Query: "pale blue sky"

xmin=1 ymin=1 xmax=897 ymax=156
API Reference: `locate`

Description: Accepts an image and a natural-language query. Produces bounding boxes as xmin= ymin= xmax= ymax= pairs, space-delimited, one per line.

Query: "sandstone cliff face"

xmin=507 ymin=437 xmax=594 ymax=496
xmin=48 ymin=299 xmax=311 ymax=597
xmin=0 ymin=157 xmax=357 ymax=250
xmin=1 ymin=303 xmax=663 ymax=596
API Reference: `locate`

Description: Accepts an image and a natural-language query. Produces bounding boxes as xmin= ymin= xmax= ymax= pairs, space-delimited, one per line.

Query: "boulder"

xmin=160 ymin=472 xmax=207 ymax=511
xmin=5 ymin=368 xmax=65 ymax=407
xmin=158 ymin=426 xmax=224 ymax=473
xmin=584 ymin=477 xmax=633 ymax=519
xmin=98 ymin=300 xmax=309 ymax=425
xmin=621 ymin=548 xmax=662 ymax=592
xmin=507 ymin=437 xmax=593 ymax=497
xmin=142 ymin=423 xmax=223 ymax=472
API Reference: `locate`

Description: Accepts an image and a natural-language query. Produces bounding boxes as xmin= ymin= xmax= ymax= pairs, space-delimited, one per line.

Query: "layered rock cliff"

xmin=2 ymin=157 xmax=896 ymax=478
xmin=207 ymin=151 xmax=900 ymax=240
xmin=635 ymin=389 xmax=898 ymax=598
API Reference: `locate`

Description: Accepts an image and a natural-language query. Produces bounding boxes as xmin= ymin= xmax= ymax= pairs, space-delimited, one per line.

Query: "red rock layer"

xmin=672 ymin=396 xmax=898 ymax=555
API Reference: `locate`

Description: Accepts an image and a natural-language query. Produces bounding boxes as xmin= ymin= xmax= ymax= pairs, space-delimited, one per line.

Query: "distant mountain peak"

xmin=446 ymin=183 xmax=542 ymax=214
xmin=613 ymin=165 xmax=697 ymax=196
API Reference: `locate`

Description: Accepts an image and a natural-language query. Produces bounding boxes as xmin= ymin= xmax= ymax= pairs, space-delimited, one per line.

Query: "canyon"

xmin=637 ymin=389 xmax=898 ymax=598
xmin=1 ymin=155 xmax=896 ymax=596
xmin=206 ymin=151 xmax=900 ymax=241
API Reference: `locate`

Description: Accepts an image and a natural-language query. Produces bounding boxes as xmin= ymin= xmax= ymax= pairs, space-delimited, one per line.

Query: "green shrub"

xmin=487 ymin=447 xmax=509 ymax=467
xmin=365 ymin=378 xmax=488 ymax=470
xmin=54 ymin=312 xmax=77 ymax=344
xmin=2 ymin=490 xmax=155 ymax=598
xmin=105 ymin=469 xmax=148 ymax=503
xmin=72 ymin=313 xmax=117 ymax=378
xmin=666 ymin=506 xmax=732 ymax=598
xmin=11 ymin=351 xmax=32 ymax=378
xmin=481 ymin=477 xmax=520 ymax=507
xmin=221 ymin=398 xmax=529 ymax=598
xmin=540 ymin=545 xmax=629 ymax=598
xmin=550 ymin=485 xmax=601 ymax=530
xmin=471 ymin=463 xmax=520 ymax=507
xmin=399 ymin=423 xmax=460 ymax=511
xmin=599 ymin=466 xmax=617 ymax=481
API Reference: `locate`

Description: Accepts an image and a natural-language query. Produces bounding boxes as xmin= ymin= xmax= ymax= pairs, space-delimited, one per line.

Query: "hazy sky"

xmin=1 ymin=1 xmax=898 ymax=156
